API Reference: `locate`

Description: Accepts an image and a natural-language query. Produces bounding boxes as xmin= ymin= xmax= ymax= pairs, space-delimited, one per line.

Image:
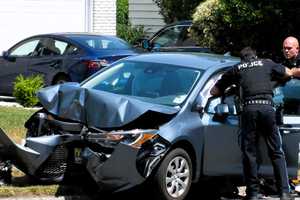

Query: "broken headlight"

xmin=104 ymin=129 xmax=158 ymax=148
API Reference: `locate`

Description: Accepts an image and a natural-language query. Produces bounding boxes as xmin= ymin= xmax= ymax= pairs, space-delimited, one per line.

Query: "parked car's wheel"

xmin=153 ymin=148 xmax=192 ymax=200
xmin=52 ymin=74 xmax=70 ymax=85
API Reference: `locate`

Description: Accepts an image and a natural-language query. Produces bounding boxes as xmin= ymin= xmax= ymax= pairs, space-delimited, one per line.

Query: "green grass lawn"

xmin=0 ymin=106 xmax=35 ymax=144
xmin=0 ymin=106 xmax=89 ymax=197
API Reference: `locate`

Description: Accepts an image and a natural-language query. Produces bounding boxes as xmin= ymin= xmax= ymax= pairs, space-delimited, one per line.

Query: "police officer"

xmin=282 ymin=36 xmax=300 ymax=68
xmin=210 ymin=47 xmax=296 ymax=200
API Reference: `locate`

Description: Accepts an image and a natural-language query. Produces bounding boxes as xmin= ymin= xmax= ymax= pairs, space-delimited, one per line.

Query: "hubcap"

xmin=165 ymin=156 xmax=190 ymax=198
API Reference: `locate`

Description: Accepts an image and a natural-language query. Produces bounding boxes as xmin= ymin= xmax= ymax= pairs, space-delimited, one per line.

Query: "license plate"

xmin=74 ymin=148 xmax=82 ymax=164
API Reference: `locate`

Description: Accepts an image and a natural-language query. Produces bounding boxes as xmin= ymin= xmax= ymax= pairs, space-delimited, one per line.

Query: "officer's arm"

xmin=285 ymin=67 xmax=293 ymax=77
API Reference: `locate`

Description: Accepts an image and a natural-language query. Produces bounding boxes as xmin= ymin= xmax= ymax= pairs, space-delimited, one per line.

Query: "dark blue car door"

xmin=28 ymin=38 xmax=68 ymax=85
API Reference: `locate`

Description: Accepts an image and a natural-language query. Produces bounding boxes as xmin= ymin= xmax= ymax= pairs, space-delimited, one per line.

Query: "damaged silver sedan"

xmin=1 ymin=53 xmax=300 ymax=200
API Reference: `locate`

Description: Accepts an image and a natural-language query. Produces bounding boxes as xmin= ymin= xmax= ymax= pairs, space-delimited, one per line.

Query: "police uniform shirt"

xmin=282 ymin=54 xmax=300 ymax=68
xmin=215 ymin=59 xmax=286 ymax=100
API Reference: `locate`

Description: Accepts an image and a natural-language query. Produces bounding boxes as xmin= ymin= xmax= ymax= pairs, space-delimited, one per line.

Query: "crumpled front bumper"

xmin=0 ymin=128 xmax=169 ymax=192
xmin=83 ymin=143 xmax=145 ymax=192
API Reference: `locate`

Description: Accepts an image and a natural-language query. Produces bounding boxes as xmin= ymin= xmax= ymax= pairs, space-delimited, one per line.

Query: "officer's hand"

xmin=291 ymin=67 xmax=300 ymax=78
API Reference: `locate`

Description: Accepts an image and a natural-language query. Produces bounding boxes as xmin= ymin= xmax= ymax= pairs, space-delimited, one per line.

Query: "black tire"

xmin=52 ymin=74 xmax=70 ymax=85
xmin=152 ymin=148 xmax=192 ymax=200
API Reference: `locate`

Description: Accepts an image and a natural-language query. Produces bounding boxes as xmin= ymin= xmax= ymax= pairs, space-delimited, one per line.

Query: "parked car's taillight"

xmin=84 ymin=59 xmax=108 ymax=70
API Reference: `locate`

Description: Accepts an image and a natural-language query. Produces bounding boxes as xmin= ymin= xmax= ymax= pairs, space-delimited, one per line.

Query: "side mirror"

xmin=213 ymin=103 xmax=229 ymax=122
xmin=2 ymin=51 xmax=9 ymax=59
xmin=141 ymin=39 xmax=150 ymax=49
xmin=2 ymin=51 xmax=15 ymax=62
xmin=192 ymin=95 xmax=204 ymax=113
xmin=214 ymin=103 xmax=229 ymax=114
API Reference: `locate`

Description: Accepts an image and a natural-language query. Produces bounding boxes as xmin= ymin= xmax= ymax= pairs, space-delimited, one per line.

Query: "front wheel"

xmin=152 ymin=148 xmax=192 ymax=200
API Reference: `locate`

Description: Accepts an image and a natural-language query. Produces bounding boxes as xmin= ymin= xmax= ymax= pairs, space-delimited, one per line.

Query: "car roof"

xmin=163 ymin=20 xmax=192 ymax=28
xmin=125 ymin=53 xmax=239 ymax=70
xmin=30 ymin=32 xmax=120 ymax=39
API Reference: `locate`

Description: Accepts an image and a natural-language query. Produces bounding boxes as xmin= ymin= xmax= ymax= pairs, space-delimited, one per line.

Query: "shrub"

xmin=116 ymin=0 xmax=146 ymax=44
xmin=117 ymin=23 xmax=146 ymax=45
xmin=13 ymin=75 xmax=44 ymax=107
xmin=191 ymin=0 xmax=289 ymax=57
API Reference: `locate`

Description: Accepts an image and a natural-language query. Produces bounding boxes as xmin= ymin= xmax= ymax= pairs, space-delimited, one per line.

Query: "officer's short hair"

xmin=240 ymin=47 xmax=257 ymax=62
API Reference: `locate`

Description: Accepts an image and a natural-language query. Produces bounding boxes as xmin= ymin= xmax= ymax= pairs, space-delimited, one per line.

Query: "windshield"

xmin=69 ymin=35 xmax=131 ymax=50
xmin=82 ymin=60 xmax=202 ymax=106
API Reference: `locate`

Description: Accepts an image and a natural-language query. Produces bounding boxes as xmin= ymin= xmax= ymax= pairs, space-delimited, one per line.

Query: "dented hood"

xmin=37 ymin=83 xmax=179 ymax=128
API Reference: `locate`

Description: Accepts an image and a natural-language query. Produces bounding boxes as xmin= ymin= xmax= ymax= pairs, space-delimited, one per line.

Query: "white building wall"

xmin=92 ymin=0 xmax=116 ymax=35
xmin=129 ymin=0 xmax=165 ymax=36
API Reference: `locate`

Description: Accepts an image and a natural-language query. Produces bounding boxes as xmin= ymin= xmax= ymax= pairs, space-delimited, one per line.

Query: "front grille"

xmin=35 ymin=145 xmax=68 ymax=179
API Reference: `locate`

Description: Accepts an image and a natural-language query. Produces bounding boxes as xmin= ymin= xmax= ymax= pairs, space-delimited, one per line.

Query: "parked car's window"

xmin=10 ymin=39 xmax=40 ymax=56
xmin=62 ymin=44 xmax=79 ymax=55
xmin=151 ymin=25 xmax=195 ymax=48
xmin=82 ymin=61 xmax=202 ymax=106
xmin=54 ymin=40 xmax=68 ymax=54
xmin=33 ymin=38 xmax=63 ymax=56
xmin=68 ymin=35 xmax=131 ymax=50
xmin=273 ymin=79 xmax=300 ymax=115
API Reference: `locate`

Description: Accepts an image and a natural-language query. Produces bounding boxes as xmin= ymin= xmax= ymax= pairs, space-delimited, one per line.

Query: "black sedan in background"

xmin=138 ymin=20 xmax=211 ymax=53
xmin=0 ymin=33 xmax=137 ymax=95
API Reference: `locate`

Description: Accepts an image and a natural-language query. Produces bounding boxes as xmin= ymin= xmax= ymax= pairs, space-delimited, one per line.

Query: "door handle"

xmin=49 ymin=60 xmax=61 ymax=68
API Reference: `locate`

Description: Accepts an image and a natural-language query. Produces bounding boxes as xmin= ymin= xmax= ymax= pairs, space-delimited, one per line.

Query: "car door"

xmin=0 ymin=38 xmax=40 ymax=95
xmin=202 ymin=92 xmax=242 ymax=176
xmin=28 ymin=37 xmax=69 ymax=86
xmin=201 ymin=74 xmax=300 ymax=178
xmin=194 ymin=70 xmax=242 ymax=176
xmin=266 ymin=79 xmax=300 ymax=178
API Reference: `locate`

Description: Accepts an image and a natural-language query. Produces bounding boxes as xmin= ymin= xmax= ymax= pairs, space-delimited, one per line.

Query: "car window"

xmin=206 ymin=95 xmax=238 ymax=115
xmin=34 ymin=38 xmax=65 ymax=56
xmin=10 ymin=39 xmax=40 ymax=56
xmin=62 ymin=43 xmax=79 ymax=55
xmin=54 ymin=40 xmax=68 ymax=54
xmin=151 ymin=26 xmax=187 ymax=47
xmin=82 ymin=60 xmax=202 ymax=106
xmin=175 ymin=27 xmax=196 ymax=46
xmin=69 ymin=35 xmax=131 ymax=50
xmin=202 ymin=69 xmax=238 ymax=115
xmin=273 ymin=79 xmax=300 ymax=115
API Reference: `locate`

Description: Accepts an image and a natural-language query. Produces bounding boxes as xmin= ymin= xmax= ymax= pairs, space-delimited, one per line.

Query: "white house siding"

xmin=0 ymin=0 xmax=89 ymax=51
xmin=0 ymin=0 xmax=116 ymax=52
xmin=128 ymin=0 xmax=165 ymax=36
xmin=92 ymin=0 xmax=116 ymax=35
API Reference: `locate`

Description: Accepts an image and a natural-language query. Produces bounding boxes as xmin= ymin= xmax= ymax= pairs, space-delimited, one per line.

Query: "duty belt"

xmin=243 ymin=99 xmax=273 ymax=106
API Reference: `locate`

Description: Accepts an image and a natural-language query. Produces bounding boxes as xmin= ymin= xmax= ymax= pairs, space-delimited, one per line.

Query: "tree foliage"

xmin=192 ymin=0 xmax=300 ymax=60
xmin=116 ymin=0 xmax=146 ymax=44
xmin=153 ymin=0 xmax=203 ymax=23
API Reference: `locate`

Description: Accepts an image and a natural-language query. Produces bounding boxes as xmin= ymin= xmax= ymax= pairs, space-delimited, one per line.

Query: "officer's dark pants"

xmin=240 ymin=104 xmax=290 ymax=196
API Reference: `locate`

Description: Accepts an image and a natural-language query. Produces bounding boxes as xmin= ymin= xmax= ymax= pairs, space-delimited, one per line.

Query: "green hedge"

xmin=116 ymin=0 xmax=146 ymax=44
xmin=13 ymin=75 xmax=44 ymax=107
